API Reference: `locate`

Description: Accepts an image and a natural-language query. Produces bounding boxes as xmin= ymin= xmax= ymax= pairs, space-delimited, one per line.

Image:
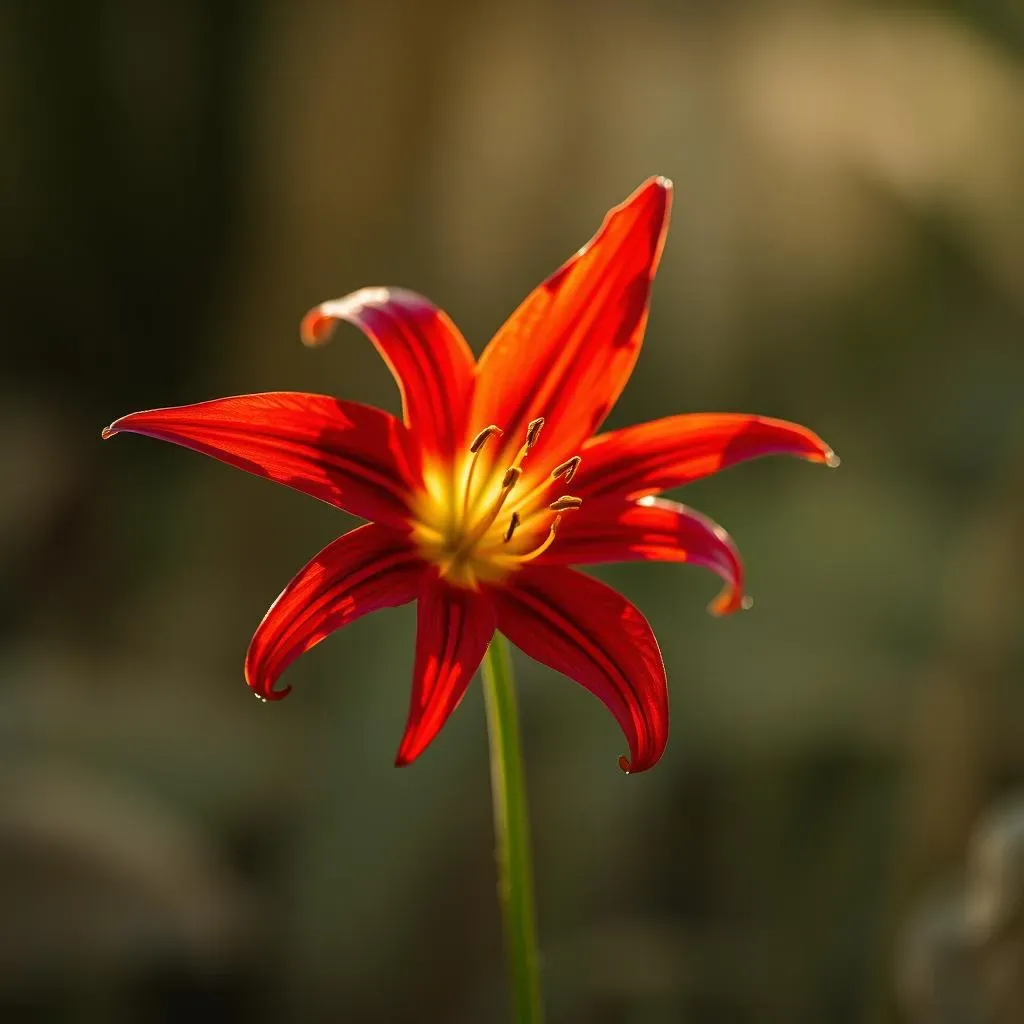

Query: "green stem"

xmin=481 ymin=633 xmax=544 ymax=1024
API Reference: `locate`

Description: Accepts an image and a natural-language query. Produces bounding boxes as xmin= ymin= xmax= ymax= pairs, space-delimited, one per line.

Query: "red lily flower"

xmin=103 ymin=178 xmax=837 ymax=772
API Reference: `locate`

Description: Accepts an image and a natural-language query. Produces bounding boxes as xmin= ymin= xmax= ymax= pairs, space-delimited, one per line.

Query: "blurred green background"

xmin=2 ymin=1 xmax=1023 ymax=1021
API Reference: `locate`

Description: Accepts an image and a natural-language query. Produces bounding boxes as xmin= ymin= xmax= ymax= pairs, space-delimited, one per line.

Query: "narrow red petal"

xmin=471 ymin=178 xmax=672 ymax=476
xmin=102 ymin=392 xmax=416 ymax=529
xmin=578 ymin=413 xmax=838 ymax=501
xmin=245 ymin=524 xmax=423 ymax=701
xmin=301 ymin=288 xmax=476 ymax=459
xmin=395 ymin=576 xmax=496 ymax=766
xmin=493 ymin=565 xmax=668 ymax=773
xmin=537 ymin=496 xmax=747 ymax=616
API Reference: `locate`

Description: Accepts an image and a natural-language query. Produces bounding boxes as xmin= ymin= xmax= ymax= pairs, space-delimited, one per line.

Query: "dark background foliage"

xmin=1 ymin=1 xmax=1023 ymax=1021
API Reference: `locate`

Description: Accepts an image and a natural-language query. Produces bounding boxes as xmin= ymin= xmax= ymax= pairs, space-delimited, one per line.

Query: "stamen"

xmin=503 ymin=512 xmax=521 ymax=543
xmin=525 ymin=417 xmax=545 ymax=449
xmin=464 ymin=462 xmax=524 ymax=547
xmin=551 ymin=456 xmax=581 ymax=483
xmin=470 ymin=424 xmax=503 ymax=453
xmin=464 ymin=426 xmax=504 ymax=522
xmin=548 ymin=495 xmax=583 ymax=512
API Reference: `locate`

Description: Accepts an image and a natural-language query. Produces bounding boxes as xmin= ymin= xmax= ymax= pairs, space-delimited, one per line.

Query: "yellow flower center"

xmin=409 ymin=418 xmax=582 ymax=588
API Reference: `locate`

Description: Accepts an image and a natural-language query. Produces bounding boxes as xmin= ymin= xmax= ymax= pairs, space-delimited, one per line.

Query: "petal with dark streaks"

xmin=579 ymin=413 xmax=837 ymax=501
xmin=471 ymin=179 xmax=672 ymax=480
xmin=245 ymin=524 xmax=423 ymax=700
xmin=103 ymin=392 xmax=417 ymax=528
xmin=395 ymin=575 xmax=496 ymax=765
xmin=537 ymin=496 xmax=747 ymax=615
xmin=494 ymin=565 xmax=668 ymax=773
xmin=302 ymin=287 xmax=476 ymax=460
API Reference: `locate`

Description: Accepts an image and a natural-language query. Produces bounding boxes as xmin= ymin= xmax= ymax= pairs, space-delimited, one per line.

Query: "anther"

xmin=503 ymin=512 xmax=521 ymax=543
xmin=525 ymin=417 xmax=545 ymax=449
xmin=470 ymin=424 xmax=503 ymax=453
xmin=501 ymin=466 xmax=522 ymax=490
xmin=551 ymin=456 xmax=581 ymax=484
xmin=548 ymin=495 xmax=583 ymax=512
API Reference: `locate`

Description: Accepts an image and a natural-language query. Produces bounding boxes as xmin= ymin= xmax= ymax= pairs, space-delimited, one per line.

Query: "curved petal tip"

xmin=709 ymin=590 xmax=754 ymax=617
xmin=248 ymin=678 xmax=293 ymax=703
xmin=299 ymin=309 xmax=336 ymax=347
xmin=825 ymin=449 xmax=841 ymax=468
xmin=100 ymin=425 xmax=117 ymax=439
xmin=300 ymin=288 xmax=394 ymax=347
xmin=618 ymin=754 xmax=632 ymax=774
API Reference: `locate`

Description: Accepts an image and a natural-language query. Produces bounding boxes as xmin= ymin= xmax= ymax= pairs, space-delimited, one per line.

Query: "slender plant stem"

xmin=481 ymin=632 xmax=543 ymax=1024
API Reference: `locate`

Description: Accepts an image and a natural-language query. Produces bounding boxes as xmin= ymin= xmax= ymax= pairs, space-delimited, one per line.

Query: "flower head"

xmin=104 ymin=178 xmax=837 ymax=772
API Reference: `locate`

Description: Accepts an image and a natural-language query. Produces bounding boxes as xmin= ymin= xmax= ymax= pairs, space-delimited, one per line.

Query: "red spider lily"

xmin=103 ymin=178 xmax=837 ymax=772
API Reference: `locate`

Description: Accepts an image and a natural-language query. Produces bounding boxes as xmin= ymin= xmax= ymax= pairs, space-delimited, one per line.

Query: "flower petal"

xmin=471 ymin=178 xmax=672 ymax=475
xmin=102 ymin=392 xmax=416 ymax=529
xmin=395 ymin=576 xmax=496 ymax=766
xmin=301 ymin=287 xmax=476 ymax=458
xmin=537 ymin=496 xmax=747 ymax=616
xmin=493 ymin=565 xmax=668 ymax=773
xmin=578 ymin=413 xmax=838 ymax=501
xmin=245 ymin=523 xmax=423 ymax=701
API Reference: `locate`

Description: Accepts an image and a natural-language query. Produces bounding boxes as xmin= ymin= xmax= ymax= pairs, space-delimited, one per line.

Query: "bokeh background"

xmin=3 ymin=1 xmax=1024 ymax=1021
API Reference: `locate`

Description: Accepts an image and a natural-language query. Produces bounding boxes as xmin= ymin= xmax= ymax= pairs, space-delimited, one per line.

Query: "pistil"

xmin=499 ymin=515 xmax=563 ymax=564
